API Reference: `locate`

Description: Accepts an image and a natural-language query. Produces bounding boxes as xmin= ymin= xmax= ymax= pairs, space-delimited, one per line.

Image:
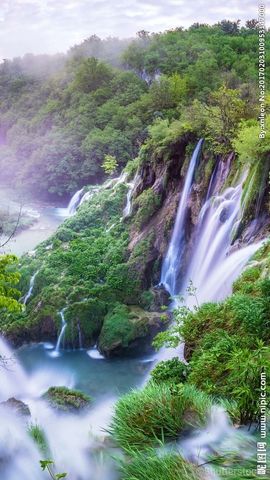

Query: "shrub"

xmin=133 ymin=188 xmax=161 ymax=228
xmin=150 ymin=358 xmax=189 ymax=385
xmin=188 ymin=337 xmax=270 ymax=423
xmin=227 ymin=293 xmax=270 ymax=340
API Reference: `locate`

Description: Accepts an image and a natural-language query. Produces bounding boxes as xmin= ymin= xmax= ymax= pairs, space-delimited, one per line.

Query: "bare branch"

xmin=0 ymin=204 xmax=23 ymax=248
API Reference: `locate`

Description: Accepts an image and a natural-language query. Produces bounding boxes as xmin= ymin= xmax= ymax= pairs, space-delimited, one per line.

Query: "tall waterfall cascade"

xmin=182 ymin=182 xmax=263 ymax=306
xmin=161 ymin=139 xmax=204 ymax=295
xmin=161 ymin=147 xmax=264 ymax=306
xmin=156 ymin=144 xmax=264 ymax=364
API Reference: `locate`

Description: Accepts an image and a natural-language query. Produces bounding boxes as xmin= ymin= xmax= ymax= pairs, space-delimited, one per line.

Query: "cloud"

xmin=0 ymin=0 xmax=267 ymax=59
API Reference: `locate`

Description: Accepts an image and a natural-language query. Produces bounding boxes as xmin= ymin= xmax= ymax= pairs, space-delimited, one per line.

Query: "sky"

xmin=0 ymin=0 xmax=268 ymax=59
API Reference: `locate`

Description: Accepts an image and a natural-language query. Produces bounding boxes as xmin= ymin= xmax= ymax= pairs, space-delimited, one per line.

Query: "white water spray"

xmin=0 ymin=336 xmax=117 ymax=480
xmin=179 ymin=404 xmax=254 ymax=479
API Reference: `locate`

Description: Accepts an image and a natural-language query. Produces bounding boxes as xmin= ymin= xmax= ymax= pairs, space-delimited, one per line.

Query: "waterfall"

xmin=161 ymin=139 xmax=204 ymax=295
xmin=0 ymin=335 xmax=116 ymax=480
xmin=182 ymin=182 xmax=263 ymax=306
xmin=156 ymin=152 xmax=264 ymax=363
xmin=51 ymin=309 xmax=67 ymax=356
xmin=123 ymin=172 xmax=139 ymax=218
xmin=123 ymin=183 xmax=134 ymax=218
xmin=67 ymin=188 xmax=85 ymax=215
xmin=23 ymin=271 xmax=38 ymax=305
xmin=87 ymin=345 xmax=105 ymax=360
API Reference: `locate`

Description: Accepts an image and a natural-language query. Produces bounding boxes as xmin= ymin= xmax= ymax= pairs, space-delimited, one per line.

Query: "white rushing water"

xmin=50 ymin=309 xmax=67 ymax=357
xmin=0 ymin=336 xmax=118 ymax=480
xmin=182 ymin=182 xmax=263 ymax=306
xmin=23 ymin=271 xmax=39 ymax=305
xmin=155 ymin=150 xmax=263 ymax=473
xmin=161 ymin=139 xmax=204 ymax=295
xmin=67 ymin=188 xmax=85 ymax=215
xmin=123 ymin=172 xmax=139 ymax=218
xmin=178 ymin=404 xmax=254 ymax=480
xmin=157 ymin=149 xmax=264 ymax=364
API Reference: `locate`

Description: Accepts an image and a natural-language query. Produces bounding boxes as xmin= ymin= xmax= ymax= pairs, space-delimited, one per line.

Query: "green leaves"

xmin=40 ymin=460 xmax=54 ymax=471
xmin=40 ymin=459 xmax=67 ymax=480
xmin=102 ymin=154 xmax=118 ymax=175
xmin=0 ymin=254 xmax=21 ymax=313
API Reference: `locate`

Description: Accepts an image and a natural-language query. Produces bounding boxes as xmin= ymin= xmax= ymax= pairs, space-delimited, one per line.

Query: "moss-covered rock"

xmin=98 ymin=303 xmax=168 ymax=357
xmin=133 ymin=188 xmax=162 ymax=229
xmin=64 ymin=299 xmax=106 ymax=348
xmin=43 ymin=387 xmax=92 ymax=413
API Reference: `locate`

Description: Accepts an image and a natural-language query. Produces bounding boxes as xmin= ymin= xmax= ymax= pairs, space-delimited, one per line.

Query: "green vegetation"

xmin=0 ymin=20 xmax=269 ymax=480
xmin=150 ymin=357 xmax=189 ymax=386
xmin=43 ymin=386 xmax=92 ymax=413
xmin=0 ymin=23 xmax=269 ymax=197
xmin=102 ymin=154 xmax=118 ymax=175
xmin=0 ymin=255 xmax=21 ymax=313
xmin=28 ymin=424 xmax=48 ymax=455
xmin=98 ymin=304 xmax=155 ymax=356
xmin=153 ymin=243 xmax=270 ymax=424
xmin=40 ymin=460 xmax=67 ymax=480
xmin=119 ymin=449 xmax=200 ymax=480
xmin=133 ymin=188 xmax=161 ymax=228
xmin=111 ymin=383 xmax=212 ymax=449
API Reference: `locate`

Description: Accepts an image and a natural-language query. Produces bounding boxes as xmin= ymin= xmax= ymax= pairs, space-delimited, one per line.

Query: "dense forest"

xmin=0 ymin=18 xmax=269 ymax=480
xmin=0 ymin=20 xmax=269 ymax=197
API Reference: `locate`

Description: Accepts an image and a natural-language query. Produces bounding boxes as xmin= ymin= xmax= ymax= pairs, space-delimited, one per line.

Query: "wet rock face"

xmin=6 ymin=314 xmax=57 ymax=347
xmin=147 ymin=285 xmax=171 ymax=311
xmin=0 ymin=397 xmax=31 ymax=417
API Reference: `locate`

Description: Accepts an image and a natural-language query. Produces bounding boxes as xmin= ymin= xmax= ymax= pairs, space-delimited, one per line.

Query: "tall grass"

xmin=110 ymin=383 xmax=212 ymax=449
xmin=119 ymin=449 xmax=200 ymax=480
xmin=28 ymin=423 xmax=49 ymax=455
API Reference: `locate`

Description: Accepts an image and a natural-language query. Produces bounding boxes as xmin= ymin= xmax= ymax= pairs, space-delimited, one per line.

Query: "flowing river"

xmin=0 ymin=186 xmax=65 ymax=256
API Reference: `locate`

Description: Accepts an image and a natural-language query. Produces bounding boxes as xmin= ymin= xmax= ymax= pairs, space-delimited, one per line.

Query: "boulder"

xmin=98 ymin=303 xmax=169 ymax=357
xmin=1 ymin=397 xmax=30 ymax=416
